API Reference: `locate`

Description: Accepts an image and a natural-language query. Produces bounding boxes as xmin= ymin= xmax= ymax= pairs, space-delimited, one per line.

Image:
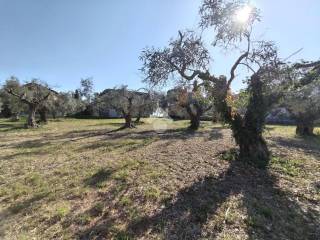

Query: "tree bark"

xmin=237 ymin=131 xmax=270 ymax=168
xmin=186 ymin=104 xmax=201 ymax=130
xmin=38 ymin=108 xmax=48 ymax=123
xmin=214 ymin=74 xmax=270 ymax=168
xmin=296 ymin=122 xmax=314 ymax=136
xmin=238 ymin=74 xmax=270 ymax=168
xmin=26 ymin=105 xmax=38 ymax=128
xmin=189 ymin=112 xmax=200 ymax=130
xmin=124 ymin=114 xmax=134 ymax=128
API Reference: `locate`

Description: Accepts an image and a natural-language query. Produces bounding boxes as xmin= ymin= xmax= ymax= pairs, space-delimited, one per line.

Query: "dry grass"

xmin=0 ymin=118 xmax=319 ymax=240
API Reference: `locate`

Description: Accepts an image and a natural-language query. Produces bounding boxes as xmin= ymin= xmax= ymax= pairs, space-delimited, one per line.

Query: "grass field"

xmin=0 ymin=118 xmax=319 ymax=240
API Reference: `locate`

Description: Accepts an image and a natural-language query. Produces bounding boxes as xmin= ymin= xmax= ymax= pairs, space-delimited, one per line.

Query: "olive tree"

xmin=134 ymin=91 xmax=157 ymax=124
xmin=140 ymin=0 xmax=283 ymax=168
xmin=166 ymin=85 xmax=213 ymax=127
xmin=99 ymin=86 xmax=153 ymax=128
xmin=5 ymin=79 xmax=58 ymax=128
xmin=141 ymin=30 xmax=216 ymax=129
xmin=0 ymin=77 xmax=26 ymax=120
xmin=52 ymin=91 xmax=86 ymax=118
xmin=282 ymin=60 xmax=320 ymax=135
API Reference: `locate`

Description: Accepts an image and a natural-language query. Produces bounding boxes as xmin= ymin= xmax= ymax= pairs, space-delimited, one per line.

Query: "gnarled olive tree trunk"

xmin=124 ymin=114 xmax=134 ymax=128
xmin=214 ymin=74 xmax=270 ymax=168
xmin=239 ymin=74 xmax=270 ymax=167
xmin=27 ymin=104 xmax=38 ymax=128
xmin=296 ymin=120 xmax=314 ymax=136
xmin=186 ymin=104 xmax=202 ymax=130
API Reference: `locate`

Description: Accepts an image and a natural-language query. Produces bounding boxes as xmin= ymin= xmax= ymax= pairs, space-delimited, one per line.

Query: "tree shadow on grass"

xmin=1 ymin=150 xmax=48 ymax=161
xmin=269 ymin=134 xmax=320 ymax=159
xmin=99 ymin=127 xmax=224 ymax=142
xmin=77 ymin=127 xmax=225 ymax=153
xmin=123 ymin=159 xmax=319 ymax=240
xmin=0 ymin=123 xmax=24 ymax=132
xmin=84 ymin=169 xmax=115 ymax=188
xmin=7 ymin=192 xmax=50 ymax=215
xmin=0 ymin=191 xmax=51 ymax=238
xmin=209 ymin=128 xmax=224 ymax=140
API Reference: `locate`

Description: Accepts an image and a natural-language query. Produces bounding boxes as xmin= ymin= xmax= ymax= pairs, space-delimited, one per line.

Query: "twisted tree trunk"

xmin=240 ymin=74 xmax=270 ymax=167
xmin=186 ymin=104 xmax=201 ymax=130
xmin=185 ymin=81 xmax=204 ymax=130
xmin=5 ymin=84 xmax=55 ymax=128
xmin=214 ymin=74 xmax=270 ymax=168
xmin=296 ymin=121 xmax=314 ymax=136
xmin=124 ymin=114 xmax=134 ymax=128
xmin=27 ymin=105 xmax=38 ymax=128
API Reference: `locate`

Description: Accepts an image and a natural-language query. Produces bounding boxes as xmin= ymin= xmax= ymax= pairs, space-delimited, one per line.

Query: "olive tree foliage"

xmin=98 ymin=86 xmax=154 ymax=128
xmin=38 ymin=91 xmax=85 ymax=121
xmin=0 ymin=77 xmax=27 ymax=120
xmin=134 ymin=90 xmax=158 ymax=124
xmin=199 ymin=0 xmax=260 ymax=46
xmin=72 ymin=78 xmax=95 ymax=116
xmin=166 ymin=84 xmax=213 ymax=127
xmin=281 ymin=60 xmax=320 ymax=135
xmin=4 ymin=78 xmax=58 ymax=128
xmin=140 ymin=30 xmax=213 ymax=129
xmin=140 ymin=0 xmax=284 ymax=168
xmin=56 ymin=92 xmax=86 ymax=117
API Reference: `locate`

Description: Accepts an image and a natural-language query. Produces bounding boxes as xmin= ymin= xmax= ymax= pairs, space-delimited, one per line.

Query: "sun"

xmin=233 ymin=5 xmax=252 ymax=24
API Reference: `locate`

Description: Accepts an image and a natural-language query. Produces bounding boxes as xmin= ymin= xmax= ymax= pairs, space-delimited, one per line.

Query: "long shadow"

xmin=209 ymin=128 xmax=224 ymax=140
xmin=1 ymin=150 xmax=48 ymax=161
xmin=0 ymin=123 xmax=24 ymax=132
xmin=0 ymin=191 xmax=50 ymax=238
xmin=124 ymin=160 xmax=319 ymax=240
xmin=7 ymin=192 xmax=50 ymax=215
xmin=3 ymin=124 xmax=226 ymax=152
xmin=96 ymin=127 xmax=224 ymax=142
xmin=1 ymin=127 xmax=126 ymax=150
xmin=269 ymin=135 xmax=320 ymax=159
xmin=78 ymin=127 xmax=225 ymax=152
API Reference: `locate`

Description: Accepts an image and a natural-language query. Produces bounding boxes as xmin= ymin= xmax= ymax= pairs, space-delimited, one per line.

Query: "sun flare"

xmin=234 ymin=5 xmax=252 ymax=24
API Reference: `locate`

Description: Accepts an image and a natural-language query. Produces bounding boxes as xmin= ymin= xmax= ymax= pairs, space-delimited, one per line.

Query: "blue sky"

xmin=0 ymin=0 xmax=319 ymax=92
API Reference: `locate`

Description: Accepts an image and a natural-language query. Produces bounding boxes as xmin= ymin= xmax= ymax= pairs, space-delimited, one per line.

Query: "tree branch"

xmin=227 ymin=34 xmax=251 ymax=88
xmin=5 ymin=88 xmax=31 ymax=105
xmin=227 ymin=51 xmax=249 ymax=87
xmin=239 ymin=63 xmax=256 ymax=74
xmin=293 ymin=60 xmax=320 ymax=69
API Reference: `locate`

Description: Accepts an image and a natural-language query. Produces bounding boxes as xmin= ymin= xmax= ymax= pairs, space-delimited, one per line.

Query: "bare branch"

xmin=293 ymin=60 xmax=320 ymax=69
xmin=227 ymin=51 xmax=249 ymax=87
xmin=283 ymin=48 xmax=303 ymax=61
xmin=5 ymin=88 xmax=31 ymax=105
xmin=239 ymin=63 xmax=256 ymax=74
xmin=227 ymin=34 xmax=250 ymax=87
